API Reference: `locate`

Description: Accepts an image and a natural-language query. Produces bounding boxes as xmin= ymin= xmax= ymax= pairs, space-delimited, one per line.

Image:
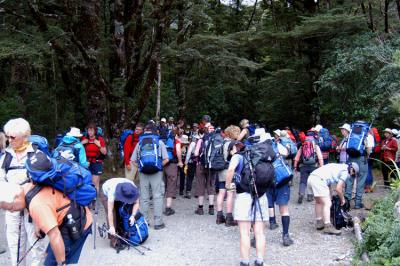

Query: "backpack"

xmin=84 ymin=127 xmax=104 ymax=137
xmin=54 ymin=134 xmax=65 ymax=150
xmin=248 ymin=124 xmax=256 ymax=137
xmin=346 ymin=121 xmax=370 ymax=158
xmin=318 ymin=128 xmax=333 ymax=152
xmin=1 ymin=135 xmax=51 ymax=175
xmin=371 ymin=127 xmax=381 ymax=154
xmin=280 ymin=137 xmax=297 ymax=159
xmin=25 ymin=151 xmax=96 ymax=206
xmin=330 ymin=195 xmax=352 ymax=229
xmin=301 ymin=136 xmax=317 ymax=165
xmin=118 ymin=204 xmax=149 ymax=246
xmin=205 ymin=133 xmax=227 ymax=171
xmin=118 ymin=129 xmax=134 ymax=161
xmin=238 ymin=140 xmax=276 ymax=197
xmin=165 ymin=134 xmax=177 ymax=163
xmin=137 ymin=134 xmax=163 ymax=174
xmin=53 ymin=141 xmax=80 ymax=163
xmin=272 ymin=155 xmax=293 ymax=188
xmin=330 ymin=135 xmax=339 ymax=153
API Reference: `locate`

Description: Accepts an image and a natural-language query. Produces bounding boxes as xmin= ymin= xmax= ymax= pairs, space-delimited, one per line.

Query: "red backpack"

xmin=372 ymin=127 xmax=381 ymax=154
xmin=301 ymin=136 xmax=317 ymax=165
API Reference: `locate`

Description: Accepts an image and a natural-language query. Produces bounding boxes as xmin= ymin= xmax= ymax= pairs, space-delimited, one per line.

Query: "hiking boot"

xmin=225 ymin=215 xmax=238 ymax=227
xmin=195 ymin=207 xmax=204 ymax=215
xmin=316 ymin=219 xmax=324 ymax=230
xmin=269 ymin=222 xmax=279 ymax=230
xmin=164 ymin=207 xmax=175 ymax=216
xmin=240 ymin=262 xmax=250 ymax=266
xmin=354 ymin=203 xmax=364 ymax=209
xmin=323 ymin=223 xmax=341 ymax=235
xmin=254 ymin=261 xmax=264 ymax=266
xmin=179 ymin=191 xmax=184 ymax=196
xmin=307 ymin=194 xmax=313 ymax=202
xmin=282 ymin=234 xmax=294 ymax=247
xmin=297 ymin=194 xmax=303 ymax=204
xmin=184 ymin=191 xmax=191 ymax=199
xmin=208 ymin=206 xmax=215 ymax=215
xmin=154 ymin=223 xmax=166 ymax=230
xmin=216 ymin=213 xmax=226 ymax=224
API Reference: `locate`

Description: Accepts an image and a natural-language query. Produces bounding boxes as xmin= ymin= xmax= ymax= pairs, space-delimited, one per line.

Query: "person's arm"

xmin=160 ymin=142 xmax=170 ymax=166
xmin=315 ymin=145 xmax=324 ymax=167
xmin=107 ymin=200 xmax=116 ymax=235
xmin=124 ymin=135 xmax=134 ymax=167
xmin=47 ymin=226 xmax=66 ymax=265
xmin=129 ymin=200 xmax=140 ymax=226
xmin=185 ymin=142 xmax=195 ymax=165
xmin=176 ymin=141 xmax=183 ymax=167
xmin=389 ymin=139 xmax=398 ymax=152
xmin=237 ymin=128 xmax=248 ymax=141
xmin=293 ymin=148 xmax=302 ymax=170
xmin=335 ymin=180 xmax=346 ymax=205
xmin=194 ymin=139 xmax=202 ymax=157
xmin=98 ymin=137 xmax=107 ymax=155
xmin=78 ymin=144 xmax=89 ymax=168
xmin=130 ymin=144 xmax=139 ymax=168
xmin=225 ymin=156 xmax=239 ymax=191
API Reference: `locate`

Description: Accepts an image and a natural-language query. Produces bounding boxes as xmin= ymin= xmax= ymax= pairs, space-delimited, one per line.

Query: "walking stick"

xmin=16 ymin=211 xmax=23 ymax=263
xmin=17 ymin=238 xmax=41 ymax=266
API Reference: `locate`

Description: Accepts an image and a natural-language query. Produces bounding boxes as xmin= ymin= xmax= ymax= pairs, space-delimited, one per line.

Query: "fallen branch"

xmin=353 ymin=216 xmax=370 ymax=263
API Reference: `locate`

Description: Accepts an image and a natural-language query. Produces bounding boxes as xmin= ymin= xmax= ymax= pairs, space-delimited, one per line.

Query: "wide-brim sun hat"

xmin=339 ymin=123 xmax=351 ymax=133
xmin=161 ymin=118 xmax=167 ymax=123
xmin=383 ymin=128 xmax=393 ymax=135
xmin=115 ymin=183 xmax=139 ymax=204
xmin=66 ymin=127 xmax=83 ymax=138
xmin=314 ymin=125 xmax=323 ymax=132
xmin=273 ymin=129 xmax=281 ymax=137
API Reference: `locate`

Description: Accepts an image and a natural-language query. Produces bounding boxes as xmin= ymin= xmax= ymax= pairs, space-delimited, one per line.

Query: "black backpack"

xmin=238 ymin=140 xmax=276 ymax=197
xmin=205 ymin=133 xmax=227 ymax=171
xmin=330 ymin=195 xmax=352 ymax=229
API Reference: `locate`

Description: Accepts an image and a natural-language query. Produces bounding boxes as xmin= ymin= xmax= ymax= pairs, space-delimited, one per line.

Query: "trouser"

xmin=299 ymin=165 xmax=317 ymax=195
xmin=381 ymin=160 xmax=395 ymax=187
xmin=124 ymin=162 xmax=138 ymax=182
xmin=345 ymin=156 xmax=368 ymax=206
xmin=5 ymin=210 xmax=47 ymax=266
xmin=179 ymin=163 xmax=195 ymax=193
xmin=139 ymin=171 xmax=165 ymax=226
xmin=365 ymin=158 xmax=374 ymax=186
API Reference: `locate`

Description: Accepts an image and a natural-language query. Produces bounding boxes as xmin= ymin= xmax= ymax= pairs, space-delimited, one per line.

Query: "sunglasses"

xmin=6 ymin=135 xmax=17 ymax=140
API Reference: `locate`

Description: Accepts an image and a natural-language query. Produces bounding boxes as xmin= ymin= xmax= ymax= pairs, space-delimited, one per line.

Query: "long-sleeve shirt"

xmin=123 ymin=133 xmax=139 ymax=166
xmin=382 ymin=137 xmax=398 ymax=162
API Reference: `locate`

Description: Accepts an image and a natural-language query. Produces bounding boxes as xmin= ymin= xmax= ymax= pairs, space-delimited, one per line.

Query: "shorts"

xmin=307 ymin=174 xmax=330 ymax=197
xmin=164 ymin=163 xmax=178 ymax=198
xmin=89 ymin=162 xmax=103 ymax=175
xmin=266 ymin=184 xmax=290 ymax=207
xmin=234 ymin=192 xmax=268 ymax=222
xmin=217 ymin=181 xmax=226 ymax=190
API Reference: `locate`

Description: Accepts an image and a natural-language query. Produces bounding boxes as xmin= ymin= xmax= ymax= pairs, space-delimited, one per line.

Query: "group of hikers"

xmin=0 ymin=115 xmax=399 ymax=266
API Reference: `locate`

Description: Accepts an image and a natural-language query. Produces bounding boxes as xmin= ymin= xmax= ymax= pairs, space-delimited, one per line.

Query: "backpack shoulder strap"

xmin=2 ymin=151 xmax=13 ymax=175
xmin=25 ymin=185 xmax=43 ymax=211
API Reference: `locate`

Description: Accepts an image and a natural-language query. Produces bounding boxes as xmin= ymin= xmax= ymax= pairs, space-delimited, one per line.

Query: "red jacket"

xmin=382 ymin=137 xmax=398 ymax=162
xmin=123 ymin=133 xmax=140 ymax=166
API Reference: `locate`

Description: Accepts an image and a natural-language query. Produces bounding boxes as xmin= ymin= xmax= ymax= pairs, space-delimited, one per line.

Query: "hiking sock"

xmin=269 ymin=216 xmax=276 ymax=224
xmin=282 ymin=215 xmax=290 ymax=236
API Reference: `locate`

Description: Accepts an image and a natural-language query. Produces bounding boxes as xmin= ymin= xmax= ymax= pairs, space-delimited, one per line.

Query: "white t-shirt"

xmin=310 ymin=163 xmax=350 ymax=186
xmin=102 ymin=178 xmax=136 ymax=202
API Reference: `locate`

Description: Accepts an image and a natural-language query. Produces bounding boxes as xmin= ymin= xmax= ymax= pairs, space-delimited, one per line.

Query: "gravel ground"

xmin=0 ymin=173 xmax=388 ymax=266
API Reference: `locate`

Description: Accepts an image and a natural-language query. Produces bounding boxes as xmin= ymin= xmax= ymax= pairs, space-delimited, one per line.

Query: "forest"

xmin=0 ymin=0 xmax=399 ymax=139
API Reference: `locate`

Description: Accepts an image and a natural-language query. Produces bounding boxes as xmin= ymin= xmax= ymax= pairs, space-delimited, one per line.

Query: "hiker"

xmin=54 ymin=127 xmax=89 ymax=168
xmin=307 ymin=163 xmax=359 ymax=235
xmin=344 ymin=121 xmax=374 ymax=209
xmin=0 ymin=132 xmax=7 ymax=255
xmin=0 ymin=118 xmax=46 ymax=266
xmin=124 ymin=123 xmax=144 ymax=181
xmin=178 ymin=135 xmax=190 ymax=197
xmin=164 ymin=128 xmax=183 ymax=216
xmin=81 ymin=122 xmax=107 ymax=193
xmin=381 ymin=128 xmax=398 ymax=187
xmin=194 ymin=125 xmax=215 ymax=215
xmin=158 ymin=118 xmax=168 ymax=142
xmin=314 ymin=125 xmax=330 ymax=165
xmin=336 ymin=123 xmax=351 ymax=163
xmin=101 ymin=178 xmax=140 ymax=246
xmin=0 ymin=179 xmax=92 ymax=266
xmin=225 ymin=128 xmax=273 ymax=266
xmin=365 ymin=127 xmax=380 ymax=193
xmin=131 ymin=123 xmax=169 ymax=230
xmin=393 ymin=129 xmax=400 ymax=167
xmin=216 ymin=125 xmax=241 ymax=226
xmin=190 ymin=123 xmax=199 ymax=140
xmin=167 ymin=117 xmax=175 ymax=131
xmin=184 ymin=133 xmax=200 ymax=199
xmin=293 ymin=130 xmax=324 ymax=204
xmin=237 ymin=119 xmax=251 ymax=142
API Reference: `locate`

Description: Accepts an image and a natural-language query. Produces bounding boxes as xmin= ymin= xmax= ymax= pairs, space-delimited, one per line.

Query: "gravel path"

xmin=1 ymin=174 xmax=380 ymax=266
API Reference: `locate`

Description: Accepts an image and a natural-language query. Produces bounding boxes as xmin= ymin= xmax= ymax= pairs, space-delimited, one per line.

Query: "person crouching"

xmin=307 ymin=162 xmax=359 ymax=235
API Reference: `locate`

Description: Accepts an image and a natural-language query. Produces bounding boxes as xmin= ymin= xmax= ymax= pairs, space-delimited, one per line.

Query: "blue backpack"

xmin=272 ymin=142 xmax=293 ymax=187
xmin=318 ymin=128 xmax=333 ymax=152
xmin=119 ymin=129 xmax=134 ymax=160
xmin=248 ymin=124 xmax=256 ymax=137
xmin=25 ymin=151 xmax=96 ymax=206
xmin=280 ymin=137 xmax=298 ymax=158
xmin=83 ymin=127 xmax=104 ymax=137
xmin=54 ymin=134 xmax=65 ymax=150
xmin=138 ymin=134 xmax=163 ymax=174
xmin=165 ymin=134 xmax=176 ymax=162
xmin=52 ymin=141 xmax=80 ymax=163
xmin=118 ymin=204 xmax=149 ymax=246
xmin=346 ymin=121 xmax=370 ymax=158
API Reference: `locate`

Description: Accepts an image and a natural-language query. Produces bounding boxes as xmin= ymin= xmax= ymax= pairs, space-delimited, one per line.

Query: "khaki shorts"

xmin=234 ymin=192 xmax=268 ymax=222
xmin=307 ymin=174 xmax=330 ymax=198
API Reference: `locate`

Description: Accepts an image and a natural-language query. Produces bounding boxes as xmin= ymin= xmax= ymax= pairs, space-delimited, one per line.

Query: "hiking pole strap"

xmin=17 ymin=238 xmax=41 ymax=265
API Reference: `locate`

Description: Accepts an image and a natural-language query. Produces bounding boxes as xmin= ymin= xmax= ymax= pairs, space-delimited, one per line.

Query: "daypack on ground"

xmin=206 ymin=133 xmax=227 ymax=171
xmin=301 ymin=136 xmax=317 ymax=165
xmin=318 ymin=128 xmax=333 ymax=152
xmin=137 ymin=134 xmax=162 ymax=174
xmin=53 ymin=141 xmax=80 ymax=163
xmin=25 ymin=151 xmax=96 ymax=206
xmin=330 ymin=195 xmax=352 ymax=229
xmin=119 ymin=129 xmax=134 ymax=161
xmin=346 ymin=121 xmax=371 ymax=157
xmin=118 ymin=204 xmax=149 ymax=246
xmin=239 ymin=140 xmax=276 ymax=196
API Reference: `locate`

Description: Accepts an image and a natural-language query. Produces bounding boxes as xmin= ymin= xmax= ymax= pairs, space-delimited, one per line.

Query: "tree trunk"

xmin=396 ymin=0 xmax=400 ymax=19
xmin=156 ymin=63 xmax=161 ymax=122
xmin=384 ymin=0 xmax=389 ymax=33
xmin=368 ymin=0 xmax=374 ymax=30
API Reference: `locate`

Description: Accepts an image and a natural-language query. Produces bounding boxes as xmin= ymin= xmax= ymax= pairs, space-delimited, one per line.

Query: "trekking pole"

xmin=93 ymin=195 xmax=98 ymax=250
xmin=16 ymin=211 xmax=23 ymax=263
xmin=17 ymin=238 xmax=41 ymax=266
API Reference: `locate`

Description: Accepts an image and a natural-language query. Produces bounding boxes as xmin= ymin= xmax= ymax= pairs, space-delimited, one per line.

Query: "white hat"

xmin=383 ymin=128 xmax=393 ymax=135
xmin=161 ymin=118 xmax=166 ymax=123
xmin=339 ymin=123 xmax=351 ymax=133
xmin=180 ymin=135 xmax=190 ymax=145
xmin=391 ymin=129 xmax=399 ymax=136
xmin=280 ymin=130 xmax=288 ymax=138
xmin=314 ymin=124 xmax=323 ymax=132
xmin=253 ymin=128 xmax=270 ymax=143
xmin=273 ymin=129 xmax=281 ymax=137
xmin=0 ymin=182 xmax=21 ymax=204
xmin=66 ymin=127 xmax=83 ymax=138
